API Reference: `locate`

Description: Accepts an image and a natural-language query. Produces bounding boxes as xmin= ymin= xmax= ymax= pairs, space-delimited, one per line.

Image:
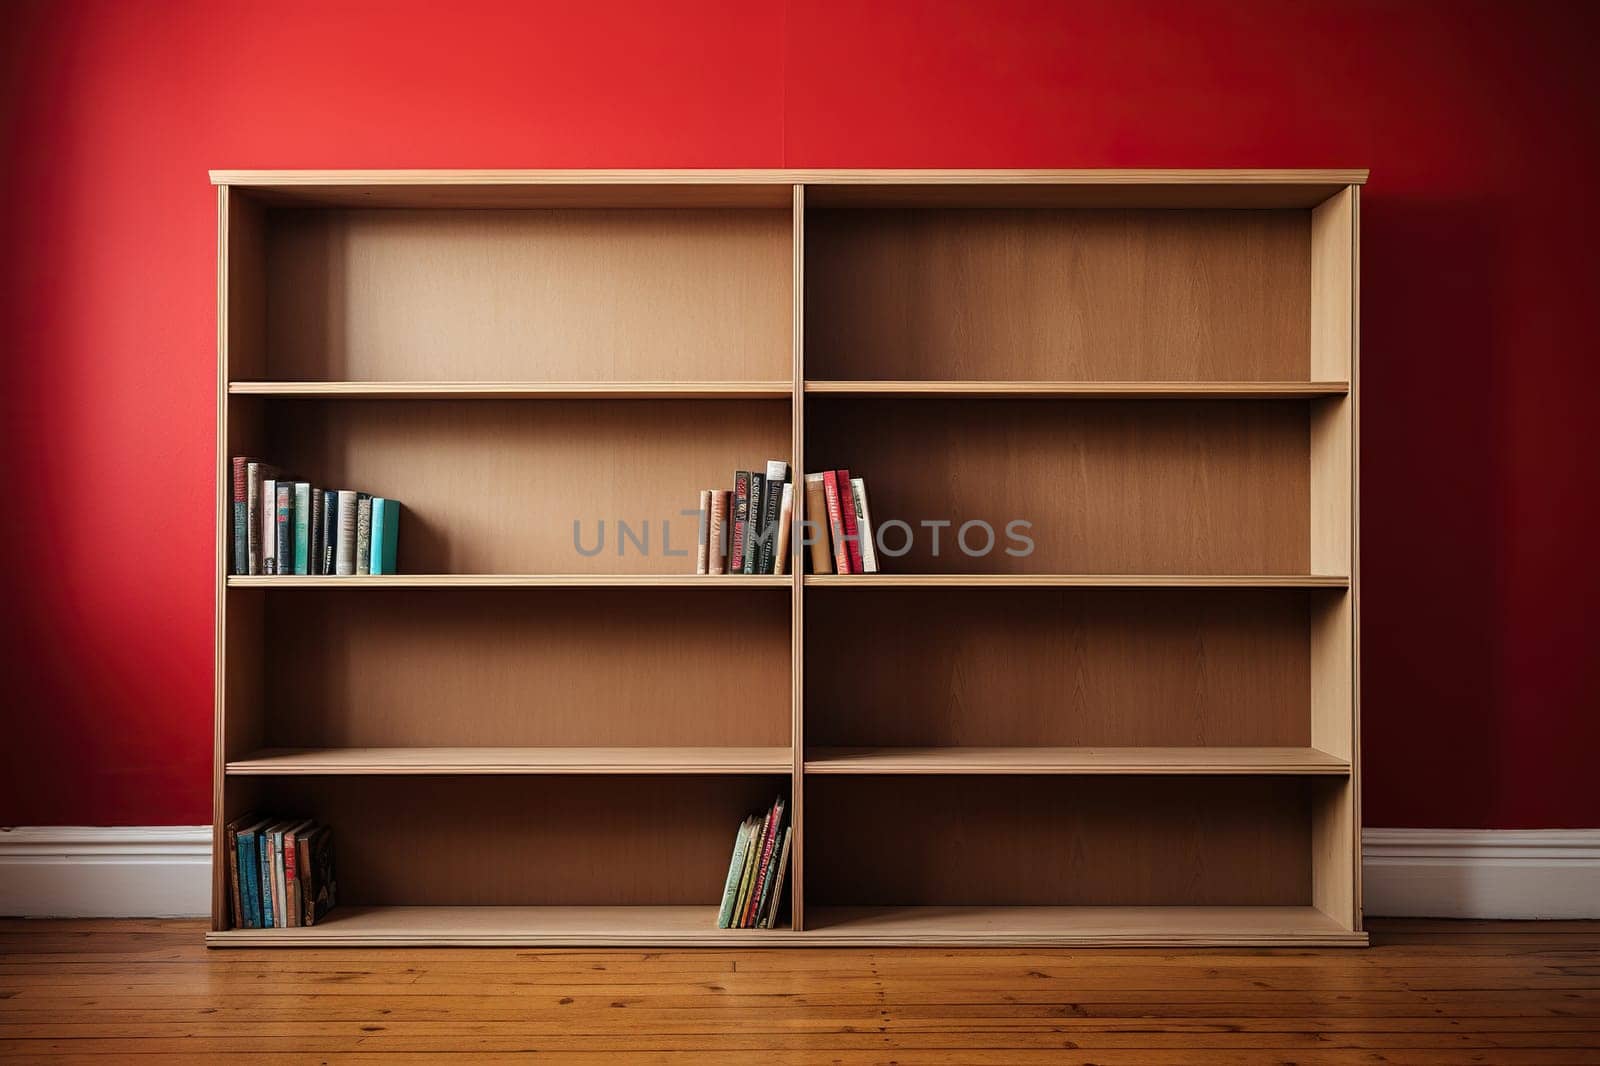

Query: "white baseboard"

xmin=1362 ymin=828 xmax=1600 ymax=919
xmin=0 ymin=826 xmax=212 ymax=918
xmin=3 ymin=826 xmax=1597 ymax=920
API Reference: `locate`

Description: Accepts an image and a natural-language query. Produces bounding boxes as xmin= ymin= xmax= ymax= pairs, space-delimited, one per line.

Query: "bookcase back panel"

xmin=260 ymin=398 xmax=790 ymax=573
xmin=228 ymin=775 xmax=786 ymax=907
xmin=805 ymin=208 xmax=1310 ymax=381
xmin=261 ymin=208 xmax=792 ymax=382
xmin=806 ymin=776 xmax=1314 ymax=907
xmin=806 ymin=588 xmax=1310 ymax=747
xmin=257 ymin=589 xmax=791 ymax=748
xmin=806 ymin=399 xmax=1309 ymax=574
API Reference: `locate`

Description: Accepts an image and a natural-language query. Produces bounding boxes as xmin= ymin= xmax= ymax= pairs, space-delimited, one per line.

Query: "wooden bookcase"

xmin=210 ymin=170 xmax=1365 ymax=947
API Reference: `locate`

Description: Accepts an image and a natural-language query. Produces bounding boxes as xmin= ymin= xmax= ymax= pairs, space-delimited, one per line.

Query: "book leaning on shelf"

xmin=716 ymin=795 xmax=792 ymax=929
xmin=224 ymin=813 xmax=337 ymax=929
xmin=231 ymin=457 xmax=400 ymax=576
xmin=696 ymin=460 xmax=791 ymax=575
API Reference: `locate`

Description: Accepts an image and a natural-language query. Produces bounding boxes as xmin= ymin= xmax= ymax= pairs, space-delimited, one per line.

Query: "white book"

xmin=260 ymin=479 xmax=278 ymax=575
xmin=850 ymin=477 xmax=878 ymax=574
xmin=334 ymin=490 xmax=358 ymax=575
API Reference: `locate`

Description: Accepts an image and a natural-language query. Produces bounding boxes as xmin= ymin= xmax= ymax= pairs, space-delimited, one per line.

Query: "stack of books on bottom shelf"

xmin=717 ymin=796 xmax=792 ymax=929
xmin=225 ymin=814 xmax=337 ymax=929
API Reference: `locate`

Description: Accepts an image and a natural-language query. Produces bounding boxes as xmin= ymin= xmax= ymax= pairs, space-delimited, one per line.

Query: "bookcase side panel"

xmin=790 ymin=184 xmax=807 ymax=931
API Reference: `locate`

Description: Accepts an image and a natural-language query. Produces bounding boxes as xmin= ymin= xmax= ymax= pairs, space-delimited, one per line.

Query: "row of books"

xmin=695 ymin=464 xmax=881 ymax=575
xmin=225 ymin=814 xmax=337 ymax=929
xmin=804 ymin=470 xmax=879 ymax=574
xmin=230 ymin=457 xmax=400 ymax=576
xmin=696 ymin=460 xmax=793 ymax=575
xmin=717 ymin=796 xmax=791 ymax=929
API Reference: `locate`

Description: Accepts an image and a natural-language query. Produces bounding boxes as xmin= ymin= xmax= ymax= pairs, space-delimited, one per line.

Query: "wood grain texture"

xmin=807 ymin=589 xmax=1313 ymax=749
xmin=805 ymin=399 xmax=1310 ymax=574
xmin=805 ymin=747 xmax=1349 ymax=776
xmin=805 ymin=209 xmax=1310 ymax=381
xmin=806 ymin=380 xmax=1348 ymax=398
xmin=227 ymin=747 xmax=794 ymax=776
xmin=264 ymin=208 xmax=791 ymax=382
xmin=228 ymin=574 xmax=791 ymax=588
xmin=223 ymin=776 xmax=786 ymax=907
xmin=254 ymin=397 xmax=789 ymax=574
xmin=790 ymin=184 xmax=808 ymax=932
xmin=230 ymin=381 xmax=794 ymax=399
xmin=804 ymin=574 xmax=1346 ymax=588
xmin=806 ymin=776 xmax=1317 ymax=907
xmin=23 ymin=918 xmax=1600 ymax=1061
xmin=256 ymin=588 xmax=790 ymax=749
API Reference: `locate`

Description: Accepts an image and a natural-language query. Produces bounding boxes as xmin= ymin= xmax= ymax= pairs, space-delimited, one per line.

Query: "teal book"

xmin=716 ymin=818 xmax=755 ymax=929
xmin=369 ymin=498 xmax=401 ymax=574
xmin=292 ymin=482 xmax=311 ymax=575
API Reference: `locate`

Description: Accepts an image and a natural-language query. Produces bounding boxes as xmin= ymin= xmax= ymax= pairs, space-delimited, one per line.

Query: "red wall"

xmin=3 ymin=0 xmax=1597 ymax=828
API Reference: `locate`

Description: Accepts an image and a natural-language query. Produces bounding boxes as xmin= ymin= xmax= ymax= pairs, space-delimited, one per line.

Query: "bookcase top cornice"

xmin=210 ymin=169 xmax=1366 ymax=209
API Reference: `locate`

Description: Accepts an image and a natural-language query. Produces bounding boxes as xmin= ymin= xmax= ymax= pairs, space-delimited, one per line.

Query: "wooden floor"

xmin=2 ymin=920 xmax=1598 ymax=1063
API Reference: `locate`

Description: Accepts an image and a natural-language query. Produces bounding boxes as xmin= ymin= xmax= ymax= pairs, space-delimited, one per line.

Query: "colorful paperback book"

xmin=774 ymin=482 xmax=794 ymax=577
xmin=245 ymin=462 xmax=265 ymax=574
xmin=369 ymin=498 xmax=400 ymax=574
xmin=334 ymin=490 xmax=358 ymax=575
xmin=261 ymin=478 xmax=278 ymax=575
xmin=695 ymin=489 xmax=712 ymax=575
xmin=293 ymin=482 xmax=311 ymax=575
xmin=236 ymin=817 xmax=268 ymax=928
xmin=803 ymin=474 xmax=833 ymax=574
xmin=231 ymin=457 xmax=249 ymax=575
xmin=258 ymin=831 xmax=274 ymax=928
xmin=729 ymin=472 xmax=751 ymax=575
xmin=321 ymin=490 xmax=338 ymax=574
xmin=757 ymin=460 xmax=788 ymax=574
xmin=274 ymin=484 xmax=294 ymax=577
xmin=308 ymin=488 xmax=324 ymax=576
xmin=850 ymin=477 xmax=878 ymax=574
xmin=355 ymin=494 xmax=373 ymax=575
xmin=743 ymin=471 xmax=764 ymax=575
xmin=716 ymin=818 xmax=755 ymax=928
xmin=835 ymin=469 xmax=864 ymax=574
xmin=821 ymin=471 xmax=851 ymax=574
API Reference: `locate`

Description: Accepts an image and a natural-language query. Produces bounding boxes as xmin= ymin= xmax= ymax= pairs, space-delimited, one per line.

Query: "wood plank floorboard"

xmin=1 ymin=919 xmax=1598 ymax=1062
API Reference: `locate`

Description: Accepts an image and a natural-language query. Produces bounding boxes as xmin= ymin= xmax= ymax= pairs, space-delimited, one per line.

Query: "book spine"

xmin=761 ymin=826 xmax=793 ymax=929
xmin=274 ymin=484 xmax=294 ymax=577
xmin=309 ymin=488 xmax=324 ymax=576
xmin=803 ymin=474 xmax=833 ymax=574
xmin=355 ymin=494 xmax=373 ymax=575
xmin=733 ymin=816 xmax=762 ymax=928
xmin=272 ymin=827 xmax=287 ymax=928
xmin=836 ymin=469 xmax=864 ymax=574
xmin=821 ymin=471 xmax=851 ymax=574
xmin=293 ymin=483 xmax=311 ymax=575
xmin=707 ymin=490 xmax=729 ymax=575
xmin=258 ymin=833 xmax=274 ymax=928
xmin=335 ymin=491 xmax=358 ymax=575
xmin=745 ymin=798 xmax=784 ymax=928
xmin=740 ymin=802 xmax=776 ymax=928
xmin=226 ymin=823 xmax=243 ymax=929
xmin=371 ymin=498 xmax=400 ymax=574
xmin=261 ymin=479 xmax=277 ymax=575
xmin=729 ymin=472 xmax=750 ymax=575
xmin=695 ymin=490 xmax=712 ymax=575
xmin=297 ymin=832 xmax=313 ymax=927
xmin=773 ymin=481 xmax=794 ymax=576
xmin=743 ymin=472 xmax=763 ymax=575
xmin=757 ymin=461 xmax=787 ymax=574
xmin=283 ymin=828 xmax=299 ymax=928
xmin=245 ymin=462 xmax=263 ymax=575
xmin=716 ymin=820 xmax=752 ymax=928
xmin=321 ymin=490 xmax=337 ymax=574
xmin=850 ymin=477 xmax=878 ymax=574
xmin=310 ymin=827 xmax=336 ymax=924
xmin=231 ymin=457 xmax=248 ymax=575
xmin=237 ymin=828 xmax=258 ymax=928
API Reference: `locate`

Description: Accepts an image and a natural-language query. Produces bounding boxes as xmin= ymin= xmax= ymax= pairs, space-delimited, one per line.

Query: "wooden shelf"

xmin=799 ymin=906 xmax=1367 ymax=947
xmin=227 ymin=574 xmax=792 ymax=588
xmin=230 ymin=381 xmax=793 ymax=400
xmin=206 ymin=906 xmax=792 ymax=947
xmin=228 ymin=746 xmax=793 ymax=776
xmin=804 ymin=574 xmax=1350 ymax=589
xmin=205 ymin=903 xmax=1364 ymax=947
xmin=805 ymin=746 xmax=1350 ymax=776
xmin=806 ymin=380 xmax=1349 ymax=399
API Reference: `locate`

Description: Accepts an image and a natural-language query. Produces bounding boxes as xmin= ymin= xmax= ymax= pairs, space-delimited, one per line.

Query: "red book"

xmin=821 ymin=471 xmax=852 ymax=574
xmin=728 ymin=471 xmax=751 ymax=575
xmin=835 ymin=469 xmax=865 ymax=575
xmin=743 ymin=798 xmax=782 ymax=927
